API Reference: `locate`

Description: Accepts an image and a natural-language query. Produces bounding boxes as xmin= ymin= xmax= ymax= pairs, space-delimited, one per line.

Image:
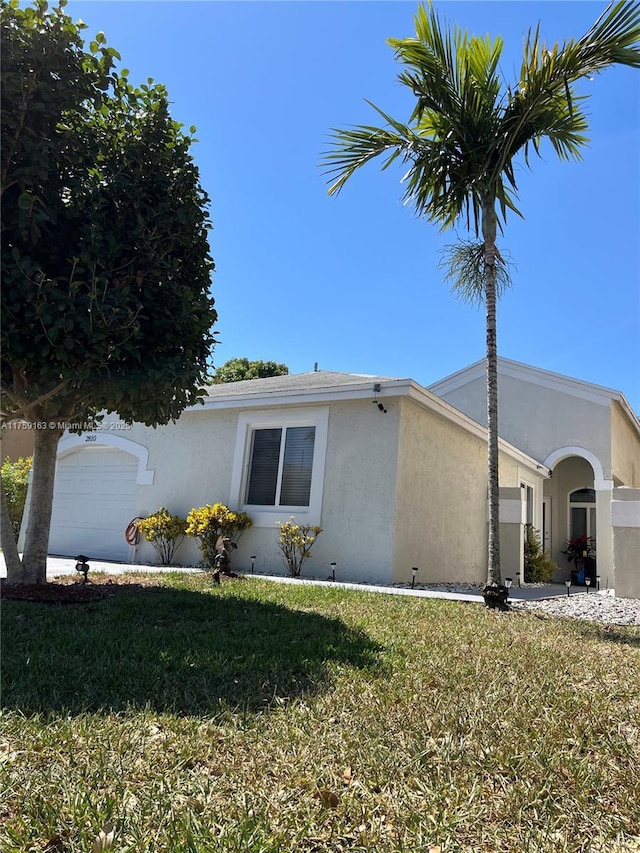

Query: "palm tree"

xmin=323 ymin=1 xmax=640 ymax=591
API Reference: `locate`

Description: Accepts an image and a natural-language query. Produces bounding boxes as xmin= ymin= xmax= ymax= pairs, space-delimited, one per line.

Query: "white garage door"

xmin=48 ymin=446 xmax=138 ymax=561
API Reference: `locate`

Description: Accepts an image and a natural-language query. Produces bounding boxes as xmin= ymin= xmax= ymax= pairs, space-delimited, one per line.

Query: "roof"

xmin=203 ymin=370 xmax=403 ymax=399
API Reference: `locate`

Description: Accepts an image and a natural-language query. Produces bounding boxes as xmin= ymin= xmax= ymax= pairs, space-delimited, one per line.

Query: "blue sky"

xmin=69 ymin=1 xmax=639 ymax=411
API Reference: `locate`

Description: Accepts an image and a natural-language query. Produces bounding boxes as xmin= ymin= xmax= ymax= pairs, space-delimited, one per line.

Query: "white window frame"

xmin=567 ymin=487 xmax=597 ymax=550
xmin=229 ymin=406 xmax=329 ymax=527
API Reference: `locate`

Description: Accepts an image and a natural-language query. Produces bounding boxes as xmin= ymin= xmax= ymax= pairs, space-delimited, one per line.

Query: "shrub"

xmin=136 ymin=508 xmax=187 ymax=565
xmin=1 ymin=456 xmax=32 ymax=540
xmin=186 ymin=503 xmax=252 ymax=567
xmin=277 ymin=517 xmax=323 ymax=578
xmin=523 ymin=523 xmax=557 ymax=583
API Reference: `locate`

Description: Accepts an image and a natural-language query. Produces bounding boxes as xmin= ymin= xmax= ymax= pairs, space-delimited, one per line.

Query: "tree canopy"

xmin=0 ymin=0 xmax=218 ymax=582
xmin=212 ymin=358 xmax=289 ymax=384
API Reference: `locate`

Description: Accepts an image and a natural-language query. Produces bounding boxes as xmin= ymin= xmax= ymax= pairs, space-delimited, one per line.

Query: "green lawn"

xmin=2 ymin=574 xmax=639 ymax=852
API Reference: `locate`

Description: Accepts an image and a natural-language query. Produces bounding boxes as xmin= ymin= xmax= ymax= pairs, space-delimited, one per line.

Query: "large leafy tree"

xmin=1 ymin=0 xmax=217 ymax=584
xmin=324 ymin=1 xmax=640 ymax=589
xmin=212 ymin=357 xmax=289 ymax=384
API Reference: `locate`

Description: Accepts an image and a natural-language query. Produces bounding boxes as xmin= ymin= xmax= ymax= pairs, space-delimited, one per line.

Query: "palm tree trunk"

xmin=482 ymin=197 xmax=501 ymax=587
xmin=21 ymin=427 xmax=63 ymax=584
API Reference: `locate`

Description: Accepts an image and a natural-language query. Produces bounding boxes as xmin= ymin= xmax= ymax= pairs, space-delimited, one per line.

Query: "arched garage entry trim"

xmin=57 ymin=434 xmax=155 ymax=485
xmin=542 ymin=446 xmax=610 ymax=490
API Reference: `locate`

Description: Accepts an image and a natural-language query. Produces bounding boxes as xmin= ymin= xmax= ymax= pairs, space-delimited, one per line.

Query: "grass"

xmin=2 ymin=572 xmax=639 ymax=853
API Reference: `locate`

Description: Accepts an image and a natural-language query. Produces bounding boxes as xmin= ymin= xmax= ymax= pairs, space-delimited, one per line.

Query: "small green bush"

xmin=186 ymin=503 xmax=252 ymax=567
xmin=1 ymin=456 xmax=32 ymax=540
xmin=523 ymin=523 xmax=557 ymax=583
xmin=277 ymin=517 xmax=323 ymax=577
xmin=136 ymin=508 xmax=187 ymax=565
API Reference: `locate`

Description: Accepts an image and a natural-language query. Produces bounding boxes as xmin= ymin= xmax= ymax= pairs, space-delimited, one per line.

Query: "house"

xmin=35 ymin=370 xmax=549 ymax=588
xmin=430 ymin=358 xmax=640 ymax=598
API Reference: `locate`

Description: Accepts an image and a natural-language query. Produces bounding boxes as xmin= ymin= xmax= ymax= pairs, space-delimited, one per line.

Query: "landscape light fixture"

xmin=411 ymin=567 xmax=418 ymax=589
xmin=596 ymin=574 xmax=601 ymax=591
xmin=565 ymin=579 xmax=572 ymax=597
xmin=330 ymin=561 xmax=336 ymax=582
xmin=585 ymin=576 xmax=592 ymax=594
xmin=250 ymin=556 xmax=256 ymax=575
xmin=515 ymin=571 xmax=521 ymax=588
xmin=504 ymin=577 xmax=513 ymax=602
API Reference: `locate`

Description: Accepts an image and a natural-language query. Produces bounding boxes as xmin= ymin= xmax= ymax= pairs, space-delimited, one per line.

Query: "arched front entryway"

xmin=543 ymin=446 xmax=611 ymax=587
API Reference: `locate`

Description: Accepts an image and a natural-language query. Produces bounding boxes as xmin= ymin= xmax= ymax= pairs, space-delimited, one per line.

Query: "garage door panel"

xmin=49 ymin=447 xmax=138 ymax=561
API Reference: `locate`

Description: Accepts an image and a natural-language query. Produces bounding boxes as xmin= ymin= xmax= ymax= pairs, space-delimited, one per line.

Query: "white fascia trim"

xmin=229 ymin=406 xmax=329 ymax=528
xmin=406 ymin=383 xmax=550 ymax=477
xmin=195 ymin=379 xmax=412 ymax=412
xmin=57 ymin=433 xmax=155 ymax=485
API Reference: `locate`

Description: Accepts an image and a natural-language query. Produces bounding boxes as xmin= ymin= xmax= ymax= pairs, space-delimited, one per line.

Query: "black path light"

xmin=250 ymin=556 xmax=256 ymax=574
xmin=596 ymin=574 xmax=601 ymax=591
xmin=585 ymin=576 xmax=592 ymax=594
xmin=504 ymin=577 xmax=513 ymax=601
xmin=411 ymin=567 xmax=418 ymax=589
xmin=75 ymin=555 xmax=90 ymax=583
xmin=515 ymin=571 xmax=521 ymax=588
xmin=330 ymin=561 xmax=336 ymax=581
xmin=565 ymin=579 xmax=572 ymax=597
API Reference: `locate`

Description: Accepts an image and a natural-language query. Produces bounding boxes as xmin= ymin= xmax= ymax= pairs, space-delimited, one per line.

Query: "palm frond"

xmin=439 ymin=240 xmax=513 ymax=305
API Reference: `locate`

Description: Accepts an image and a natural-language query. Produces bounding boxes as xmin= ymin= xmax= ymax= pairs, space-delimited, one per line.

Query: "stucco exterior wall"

xmin=440 ymin=375 xmax=612 ymax=473
xmin=612 ymin=488 xmax=640 ymax=599
xmin=392 ymin=398 xmax=488 ymax=584
xmin=611 ymin=401 xmax=640 ymax=487
xmin=103 ymin=409 xmax=240 ymax=566
xmin=312 ymin=398 xmax=400 ymax=584
xmin=207 ymin=398 xmax=400 ymax=584
xmin=100 ymin=399 xmax=401 ymax=583
xmin=1 ymin=424 xmax=35 ymax=462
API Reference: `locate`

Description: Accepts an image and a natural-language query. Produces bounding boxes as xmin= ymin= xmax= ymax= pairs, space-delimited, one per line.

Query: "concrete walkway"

xmin=0 ymin=554 xmax=588 ymax=603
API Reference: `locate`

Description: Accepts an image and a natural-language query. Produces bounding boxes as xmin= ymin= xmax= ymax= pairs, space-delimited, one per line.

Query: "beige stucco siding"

xmin=611 ymin=401 xmax=640 ymax=487
xmin=315 ymin=399 xmax=400 ymax=584
xmin=441 ymin=375 xmax=612 ymax=471
xmin=101 ymin=399 xmax=401 ymax=582
xmin=393 ymin=398 xmax=488 ymax=584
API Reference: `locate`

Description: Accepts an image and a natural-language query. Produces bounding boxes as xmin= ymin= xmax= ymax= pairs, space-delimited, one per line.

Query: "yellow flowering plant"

xmin=277 ymin=517 xmax=323 ymax=577
xmin=186 ymin=503 xmax=252 ymax=567
xmin=136 ymin=508 xmax=187 ymax=566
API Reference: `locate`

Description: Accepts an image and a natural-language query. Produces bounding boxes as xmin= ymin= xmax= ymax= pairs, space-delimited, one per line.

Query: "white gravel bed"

xmin=509 ymin=592 xmax=640 ymax=626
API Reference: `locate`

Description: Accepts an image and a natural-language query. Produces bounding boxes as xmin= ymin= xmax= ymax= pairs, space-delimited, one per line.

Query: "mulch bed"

xmin=1 ymin=571 xmax=242 ymax=604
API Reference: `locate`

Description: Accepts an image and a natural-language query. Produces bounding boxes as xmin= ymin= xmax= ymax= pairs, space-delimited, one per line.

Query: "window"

xmin=246 ymin=425 xmax=316 ymax=507
xmin=230 ymin=407 xmax=329 ymax=527
xmin=569 ymin=488 xmax=596 ymax=549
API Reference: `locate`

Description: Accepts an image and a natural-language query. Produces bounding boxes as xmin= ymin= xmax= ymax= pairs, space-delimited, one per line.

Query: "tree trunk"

xmin=482 ymin=198 xmax=501 ymax=587
xmin=0 ymin=473 xmax=24 ymax=583
xmin=21 ymin=427 xmax=63 ymax=584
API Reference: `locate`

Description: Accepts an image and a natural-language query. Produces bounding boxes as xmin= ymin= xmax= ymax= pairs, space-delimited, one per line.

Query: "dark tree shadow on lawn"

xmin=1 ymin=583 xmax=384 ymax=716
